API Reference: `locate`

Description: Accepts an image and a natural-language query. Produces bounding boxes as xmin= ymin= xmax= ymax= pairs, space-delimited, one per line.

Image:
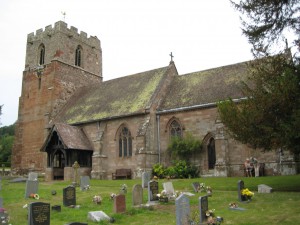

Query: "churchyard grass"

xmin=1 ymin=175 xmax=300 ymax=224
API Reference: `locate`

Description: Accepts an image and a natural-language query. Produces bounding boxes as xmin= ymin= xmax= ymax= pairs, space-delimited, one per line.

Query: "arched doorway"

xmin=207 ymin=138 xmax=216 ymax=169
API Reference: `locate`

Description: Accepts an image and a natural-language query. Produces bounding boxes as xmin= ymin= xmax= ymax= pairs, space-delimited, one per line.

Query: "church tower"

xmin=12 ymin=21 xmax=102 ymax=173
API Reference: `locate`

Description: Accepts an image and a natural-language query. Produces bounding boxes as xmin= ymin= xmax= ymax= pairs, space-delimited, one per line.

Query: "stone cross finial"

xmin=169 ymin=52 xmax=174 ymax=62
xmin=72 ymin=161 xmax=80 ymax=187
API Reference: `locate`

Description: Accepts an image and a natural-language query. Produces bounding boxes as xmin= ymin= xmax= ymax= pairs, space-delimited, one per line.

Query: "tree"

xmin=0 ymin=105 xmax=3 ymax=125
xmin=0 ymin=124 xmax=15 ymax=166
xmin=231 ymin=0 xmax=300 ymax=57
xmin=218 ymin=55 xmax=300 ymax=153
xmin=217 ymin=1 xmax=300 ymax=153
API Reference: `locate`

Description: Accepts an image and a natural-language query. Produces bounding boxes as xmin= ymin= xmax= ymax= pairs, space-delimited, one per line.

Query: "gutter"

xmin=156 ymin=97 xmax=247 ymax=115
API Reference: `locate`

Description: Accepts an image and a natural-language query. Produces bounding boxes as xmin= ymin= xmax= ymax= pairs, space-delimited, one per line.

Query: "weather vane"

xmin=61 ymin=11 xmax=66 ymax=22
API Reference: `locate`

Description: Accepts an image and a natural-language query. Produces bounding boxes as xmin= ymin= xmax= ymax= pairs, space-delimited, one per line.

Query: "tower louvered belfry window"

xmin=75 ymin=45 xmax=82 ymax=67
xmin=38 ymin=44 xmax=45 ymax=65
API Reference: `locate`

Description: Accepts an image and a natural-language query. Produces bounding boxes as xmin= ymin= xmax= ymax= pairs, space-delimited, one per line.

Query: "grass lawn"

xmin=1 ymin=175 xmax=300 ymax=224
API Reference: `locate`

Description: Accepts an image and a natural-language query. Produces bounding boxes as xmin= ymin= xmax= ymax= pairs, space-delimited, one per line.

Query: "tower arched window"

xmin=38 ymin=44 xmax=45 ymax=65
xmin=169 ymin=120 xmax=182 ymax=138
xmin=75 ymin=45 xmax=82 ymax=67
xmin=118 ymin=127 xmax=132 ymax=157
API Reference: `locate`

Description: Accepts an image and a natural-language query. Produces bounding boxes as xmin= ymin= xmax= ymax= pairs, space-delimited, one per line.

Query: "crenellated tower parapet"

xmin=25 ymin=21 xmax=102 ymax=77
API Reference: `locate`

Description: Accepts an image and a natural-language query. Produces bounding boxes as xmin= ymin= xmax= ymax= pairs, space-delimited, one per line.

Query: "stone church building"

xmin=11 ymin=21 xmax=298 ymax=181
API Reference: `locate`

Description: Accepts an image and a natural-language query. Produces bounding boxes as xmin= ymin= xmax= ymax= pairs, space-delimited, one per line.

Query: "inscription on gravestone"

xmin=175 ymin=194 xmax=190 ymax=225
xmin=28 ymin=172 xmax=38 ymax=181
xmin=132 ymin=184 xmax=143 ymax=206
xmin=148 ymin=180 xmax=159 ymax=202
xmin=25 ymin=180 xmax=39 ymax=198
xmin=28 ymin=202 xmax=50 ymax=225
xmin=63 ymin=186 xmax=76 ymax=206
xmin=237 ymin=180 xmax=245 ymax=202
xmin=114 ymin=194 xmax=126 ymax=213
xmin=199 ymin=195 xmax=208 ymax=223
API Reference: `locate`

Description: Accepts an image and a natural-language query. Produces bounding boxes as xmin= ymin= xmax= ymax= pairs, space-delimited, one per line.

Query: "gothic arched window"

xmin=169 ymin=120 xmax=182 ymax=138
xmin=118 ymin=127 xmax=132 ymax=157
xmin=75 ymin=45 xmax=82 ymax=67
xmin=38 ymin=44 xmax=45 ymax=65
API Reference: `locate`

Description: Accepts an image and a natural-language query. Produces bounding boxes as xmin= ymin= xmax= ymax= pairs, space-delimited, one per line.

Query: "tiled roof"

xmin=158 ymin=62 xmax=249 ymax=111
xmin=41 ymin=123 xmax=92 ymax=151
xmin=58 ymin=66 xmax=169 ymax=124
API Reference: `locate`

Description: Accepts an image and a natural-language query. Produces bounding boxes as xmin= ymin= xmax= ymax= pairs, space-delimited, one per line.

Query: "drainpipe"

xmin=156 ymin=115 xmax=161 ymax=164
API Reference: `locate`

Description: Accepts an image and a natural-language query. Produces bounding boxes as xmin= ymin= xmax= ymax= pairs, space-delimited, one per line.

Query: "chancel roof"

xmin=58 ymin=66 xmax=170 ymax=124
xmin=158 ymin=62 xmax=249 ymax=111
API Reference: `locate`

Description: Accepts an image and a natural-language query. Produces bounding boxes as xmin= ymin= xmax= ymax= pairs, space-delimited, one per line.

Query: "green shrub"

xmin=152 ymin=163 xmax=165 ymax=178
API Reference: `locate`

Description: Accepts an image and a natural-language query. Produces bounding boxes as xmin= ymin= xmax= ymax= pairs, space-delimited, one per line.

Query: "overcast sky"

xmin=0 ymin=0 xmax=254 ymax=127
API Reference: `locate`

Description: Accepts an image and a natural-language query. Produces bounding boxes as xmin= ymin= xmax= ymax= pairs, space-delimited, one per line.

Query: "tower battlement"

xmin=27 ymin=21 xmax=100 ymax=48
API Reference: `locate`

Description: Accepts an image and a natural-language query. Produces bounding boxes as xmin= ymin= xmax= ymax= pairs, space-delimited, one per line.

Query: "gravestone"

xmin=148 ymin=180 xmax=159 ymax=202
xmin=192 ymin=182 xmax=200 ymax=192
xmin=28 ymin=202 xmax=50 ymax=225
xmin=258 ymin=184 xmax=273 ymax=193
xmin=87 ymin=211 xmax=110 ymax=222
xmin=237 ymin=180 xmax=245 ymax=202
xmin=199 ymin=195 xmax=208 ymax=223
xmin=132 ymin=184 xmax=143 ymax=206
xmin=65 ymin=223 xmax=88 ymax=225
xmin=142 ymin=172 xmax=151 ymax=188
xmin=63 ymin=186 xmax=76 ymax=206
xmin=175 ymin=194 xmax=190 ymax=225
xmin=80 ymin=176 xmax=90 ymax=191
xmin=25 ymin=180 xmax=39 ymax=198
xmin=28 ymin=172 xmax=38 ymax=181
xmin=163 ymin=182 xmax=175 ymax=196
xmin=113 ymin=194 xmax=126 ymax=213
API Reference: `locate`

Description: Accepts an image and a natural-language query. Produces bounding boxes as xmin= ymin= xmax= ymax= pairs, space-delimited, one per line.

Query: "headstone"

xmin=148 ymin=180 xmax=159 ymax=202
xmin=192 ymin=182 xmax=200 ymax=192
xmin=142 ymin=172 xmax=151 ymax=188
xmin=80 ymin=176 xmax=90 ymax=191
xmin=65 ymin=223 xmax=88 ymax=225
xmin=237 ymin=180 xmax=245 ymax=202
xmin=258 ymin=184 xmax=273 ymax=193
xmin=113 ymin=194 xmax=126 ymax=213
xmin=163 ymin=182 xmax=175 ymax=196
xmin=199 ymin=195 xmax=208 ymax=223
xmin=25 ymin=180 xmax=39 ymax=198
xmin=87 ymin=211 xmax=110 ymax=222
xmin=28 ymin=172 xmax=38 ymax=181
xmin=175 ymin=194 xmax=190 ymax=225
xmin=132 ymin=184 xmax=143 ymax=206
xmin=28 ymin=202 xmax=50 ymax=225
xmin=63 ymin=186 xmax=76 ymax=206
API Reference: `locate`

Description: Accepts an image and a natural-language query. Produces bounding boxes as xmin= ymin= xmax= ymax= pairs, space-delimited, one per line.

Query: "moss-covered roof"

xmin=58 ymin=66 xmax=169 ymax=124
xmin=159 ymin=62 xmax=249 ymax=110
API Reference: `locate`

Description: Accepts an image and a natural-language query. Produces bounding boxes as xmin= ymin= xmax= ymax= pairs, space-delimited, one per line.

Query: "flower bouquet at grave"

xmin=92 ymin=195 xmax=102 ymax=204
xmin=229 ymin=202 xmax=238 ymax=209
xmin=206 ymin=186 xmax=212 ymax=196
xmin=29 ymin=193 xmax=40 ymax=200
xmin=241 ymin=188 xmax=254 ymax=200
xmin=120 ymin=184 xmax=128 ymax=194
xmin=157 ymin=190 xmax=168 ymax=202
xmin=110 ymin=193 xmax=117 ymax=200
xmin=206 ymin=209 xmax=216 ymax=224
